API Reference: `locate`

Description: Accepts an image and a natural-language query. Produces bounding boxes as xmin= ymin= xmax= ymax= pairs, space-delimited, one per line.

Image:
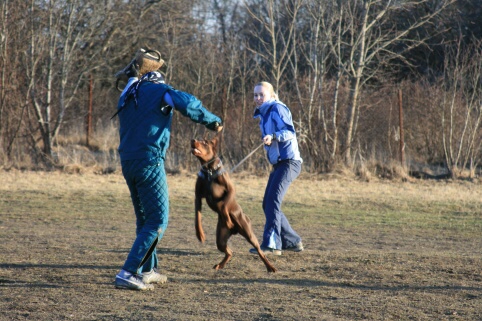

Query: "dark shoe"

xmin=249 ymin=246 xmax=282 ymax=256
xmin=142 ymin=268 xmax=167 ymax=284
xmin=115 ymin=270 xmax=154 ymax=291
xmin=284 ymin=242 xmax=304 ymax=252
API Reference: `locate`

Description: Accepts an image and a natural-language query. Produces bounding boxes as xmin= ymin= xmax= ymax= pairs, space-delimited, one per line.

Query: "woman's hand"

xmin=263 ymin=135 xmax=273 ymax=145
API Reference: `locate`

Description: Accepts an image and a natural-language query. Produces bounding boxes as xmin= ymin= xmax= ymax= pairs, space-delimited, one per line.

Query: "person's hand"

xmin=207 ymin=121 xmax=222 ymax=131
xmin=263 ymin=135 xmax=273 ymax=146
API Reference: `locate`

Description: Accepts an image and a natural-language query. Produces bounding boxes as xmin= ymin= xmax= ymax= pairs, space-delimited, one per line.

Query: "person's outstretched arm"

xmin=164 ymin=89 xmax=222 ymax=131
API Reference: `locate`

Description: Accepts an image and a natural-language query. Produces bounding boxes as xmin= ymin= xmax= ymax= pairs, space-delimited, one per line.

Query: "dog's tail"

xmin=195 ymin=210 xmax=206 ymax=243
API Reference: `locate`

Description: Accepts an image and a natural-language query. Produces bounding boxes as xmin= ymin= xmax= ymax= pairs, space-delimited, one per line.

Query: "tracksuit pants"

xmin=121 ymin=157 xmax=169 ymax=274
xmin=262 ymin=159 xmax=302 ymax=250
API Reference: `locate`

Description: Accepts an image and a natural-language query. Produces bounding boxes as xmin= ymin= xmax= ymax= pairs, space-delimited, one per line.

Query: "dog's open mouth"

xmin=191 ymin=148 xmax=202 ymax=156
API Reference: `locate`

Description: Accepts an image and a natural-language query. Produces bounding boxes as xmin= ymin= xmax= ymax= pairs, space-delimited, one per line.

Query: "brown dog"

xmin=191 ymin=136 xmax=277 ymax=273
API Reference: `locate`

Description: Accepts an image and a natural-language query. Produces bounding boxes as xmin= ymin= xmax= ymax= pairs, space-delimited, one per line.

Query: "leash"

xmin=229 ymin=142 xmax=265 ymax=173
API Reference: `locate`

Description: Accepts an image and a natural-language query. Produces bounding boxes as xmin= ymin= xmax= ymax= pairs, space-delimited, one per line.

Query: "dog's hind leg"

xmin=252 ymin=245 xmax=277 ymax=273
xmin=213 ymin=223 xmax=232 ymax=270
xmin=237 ymin=214 xmax=277 ymax=273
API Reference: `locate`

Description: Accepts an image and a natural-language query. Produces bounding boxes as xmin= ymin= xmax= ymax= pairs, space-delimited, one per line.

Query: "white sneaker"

xmin=284 ymin=242 xmax=304 ymax=252
xmin=115 ymin=270 xmax=154 ymax=291
xmin=142 ymin=268 xmax=167 ymax=284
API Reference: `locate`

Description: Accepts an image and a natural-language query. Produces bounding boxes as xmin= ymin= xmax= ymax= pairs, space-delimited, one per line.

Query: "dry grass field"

xmin=0 ymin=170 xmax=481 ymax=320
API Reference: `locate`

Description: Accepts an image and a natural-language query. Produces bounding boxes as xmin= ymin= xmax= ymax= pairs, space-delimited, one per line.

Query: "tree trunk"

xmin=344 ymin=1 xmax=368 ymax=165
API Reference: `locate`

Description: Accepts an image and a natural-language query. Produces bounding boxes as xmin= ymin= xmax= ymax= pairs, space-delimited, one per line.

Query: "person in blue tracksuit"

xmin=249 ymin=81 xmax=304 ymax=256
xmin=114 ymin=69 xmax=222 ymax=291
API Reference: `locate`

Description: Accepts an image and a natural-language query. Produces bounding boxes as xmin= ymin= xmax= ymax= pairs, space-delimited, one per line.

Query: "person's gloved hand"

xmin=207 ymin=121 xmax=223 ymax=132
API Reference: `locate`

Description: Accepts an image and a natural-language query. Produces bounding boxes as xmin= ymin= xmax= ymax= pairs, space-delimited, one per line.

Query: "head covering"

xmin=115 ymin=48 xmax=165 ymax=91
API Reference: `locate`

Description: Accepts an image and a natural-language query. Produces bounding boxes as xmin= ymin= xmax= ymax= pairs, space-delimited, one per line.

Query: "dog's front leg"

xmin=195 ymin=196 xmax=206 ymax=243
xmin=218 ymin=175 xmax=235 ymax=229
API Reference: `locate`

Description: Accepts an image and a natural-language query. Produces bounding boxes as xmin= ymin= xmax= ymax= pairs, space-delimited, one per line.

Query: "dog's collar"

xmin=198 ymin=157 xmax=225 ymax=181
xmin=201 ymin=156 xmax=218 ymax=169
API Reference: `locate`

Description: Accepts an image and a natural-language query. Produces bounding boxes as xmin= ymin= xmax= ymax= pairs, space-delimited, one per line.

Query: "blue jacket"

xmin=117 ymin=81 xmax=222 ymax=161
xmin=253 ymin=100 xmax=302 ymax=165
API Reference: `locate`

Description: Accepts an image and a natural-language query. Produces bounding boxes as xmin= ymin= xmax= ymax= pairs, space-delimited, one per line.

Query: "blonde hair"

xmin=256 ymin=81 xmax=279 ymax=101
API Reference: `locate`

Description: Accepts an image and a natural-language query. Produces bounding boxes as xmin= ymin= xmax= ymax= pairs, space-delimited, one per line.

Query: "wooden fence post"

xmin=398 ymin=89 xmax=405 ymax=166
xmin=86 ymin=73 xmax=93 ymax=147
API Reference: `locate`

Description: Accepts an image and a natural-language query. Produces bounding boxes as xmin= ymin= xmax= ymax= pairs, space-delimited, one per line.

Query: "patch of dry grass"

xmin=0 ymin=170 xmax=481 ymax=321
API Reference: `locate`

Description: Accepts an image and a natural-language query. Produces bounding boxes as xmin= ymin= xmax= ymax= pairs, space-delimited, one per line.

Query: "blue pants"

xmin=121 ymin=157 xmax=169 ymax=274
xmin=262 ymin=159 xmax=302 ymax=250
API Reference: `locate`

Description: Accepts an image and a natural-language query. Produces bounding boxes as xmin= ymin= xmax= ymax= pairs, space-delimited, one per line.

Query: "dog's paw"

xmin=196 ymin=232 xmax=206 ymax=243
xmin=267 ymin=266 xmax=277 ymax=273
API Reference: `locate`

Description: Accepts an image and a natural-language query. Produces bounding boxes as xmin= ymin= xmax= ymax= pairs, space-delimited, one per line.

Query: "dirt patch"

xmin=0 ymin=171 xmax=481 ymax=320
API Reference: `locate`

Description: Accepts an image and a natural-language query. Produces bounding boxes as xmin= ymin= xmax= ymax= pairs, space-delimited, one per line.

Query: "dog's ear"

xmin=211 ymin=136 xmax=219 ymax=151
xmin=212 ymin=129 xmax=223 ymax=153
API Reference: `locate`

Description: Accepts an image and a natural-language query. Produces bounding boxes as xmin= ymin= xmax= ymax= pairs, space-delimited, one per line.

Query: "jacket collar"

xmin=253 ymin=99 xmax=276 ymax=118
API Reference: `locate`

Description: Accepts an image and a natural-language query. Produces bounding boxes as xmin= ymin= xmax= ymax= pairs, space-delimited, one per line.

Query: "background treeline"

xmin=1 ymin=0 xmax=482 ymax=178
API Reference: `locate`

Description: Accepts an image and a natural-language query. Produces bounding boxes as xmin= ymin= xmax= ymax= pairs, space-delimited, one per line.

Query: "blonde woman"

xmin=250 ymin=81 xmax=304 ymax=256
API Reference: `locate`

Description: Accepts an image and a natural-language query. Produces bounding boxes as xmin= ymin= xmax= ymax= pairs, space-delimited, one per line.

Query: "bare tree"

xmin=2 ymin=0 xmax=480 ymax=174
xmin=300 ymin=0 xmax=339 ymax=169
xmin=0 ymin=0 xmax=32 ymax=160
xmin=25 ymin=1 xmax=101 ymax=161
xmin=243 ymin=0 xmax=300 ymax=91
xmin=332 ymin=0 xmax=456 ymax=165
xmin=441 ymin=39 xmax=482 ymax=178
xmin=0 ymin=0 xmax=7 ymax=131
xmin=18 ymin=0 xmax=162 ymax=164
